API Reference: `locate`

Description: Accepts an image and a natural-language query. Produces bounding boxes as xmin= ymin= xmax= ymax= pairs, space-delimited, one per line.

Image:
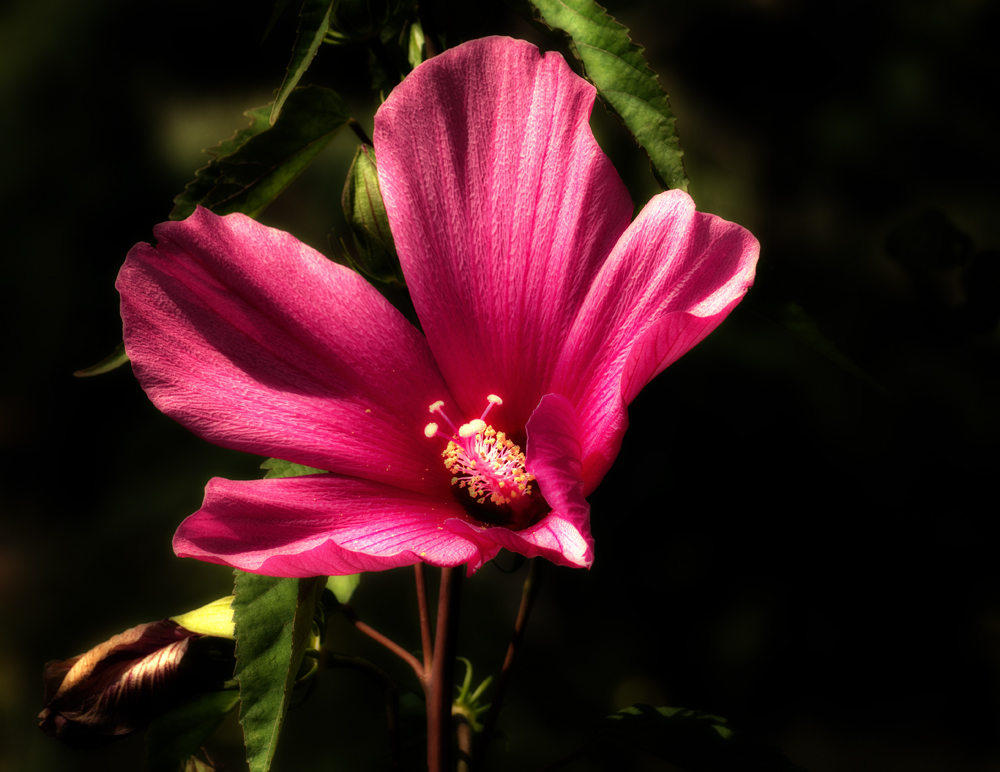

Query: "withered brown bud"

xmin=39 ymin=619 xmax=230 ymax=748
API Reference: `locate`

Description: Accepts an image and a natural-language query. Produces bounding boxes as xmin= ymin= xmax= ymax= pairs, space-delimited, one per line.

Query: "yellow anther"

xmin=423 ymin=394 xmax=532 ymax=510
xmin=458 ymin=419 xmax=486 ymax=438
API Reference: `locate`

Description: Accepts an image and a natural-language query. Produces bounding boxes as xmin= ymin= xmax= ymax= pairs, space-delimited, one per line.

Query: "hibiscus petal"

xmin=172 ymin=475 xmax=496 ymax=576
xmin=447 ymin=394 xmax=593 ymax=570
xmin=551 ymin=190 xmax=759 ymax=492
xmin=375 ymin=36 xmax=634 ymax=434
xmin=117 ymin=208 xmax=453 ymax=496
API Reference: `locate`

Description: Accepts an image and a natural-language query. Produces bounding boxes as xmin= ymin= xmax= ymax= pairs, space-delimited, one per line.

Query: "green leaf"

xmin=73 ymin=341 xmax=129 ymax=377
xmin=325 ymin=574 xmax=360 ymax=604
xmin=170 ymin=105 xmax=271 ymax=220
xmin=171 ymin=86 xmax=353 ymax=221
xmin=233 ymin=572 xmax=326 ymax=772
xmin=171 ymin=106 xmax=273 ymax=221
xmin=271 ymin=0 xmax=337 ymax=124
xmin=523 ymin=0 xmax=688 ymax=191
xmin=600 ymin=704 xmax=808 ymax=772
xmin=145 ymin=690 xmax=240 ymax=772
xmin=260 ymin=458 xmax=328 ymax=479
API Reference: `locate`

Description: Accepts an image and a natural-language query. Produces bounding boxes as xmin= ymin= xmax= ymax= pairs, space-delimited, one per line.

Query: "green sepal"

xmin=73 ymin=341 xmax=129 ymax=377
xmin=145 ymin=690 xmax=240 ymax=772
xmin=600 ymin=704 xmax=808 ymax=771
xmin=452 ymin=658 xmax=491 ymax=733
xmin=341 ymin=145 xmax=403 ymax=284
xmin=171 ymin=86 xmax=353 ymax=221
xmin=260 ymin=458 xmax=328 ymax=479
xmin=271 ymin=0 xmax=337 ymax=124
xmin=232 ymin=572 xmax=326 ymax=772
xmin=520 ymin=0 xmax=689 ymax=192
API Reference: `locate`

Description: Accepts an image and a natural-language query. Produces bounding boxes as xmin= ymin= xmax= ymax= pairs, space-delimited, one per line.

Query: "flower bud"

xmin=170 ymin=595 xmax=235 ymax=639
xmin=341 ymin=144 xmax=403 ymax=284
xmin=39 ymin=608 xmax=235 ymax=748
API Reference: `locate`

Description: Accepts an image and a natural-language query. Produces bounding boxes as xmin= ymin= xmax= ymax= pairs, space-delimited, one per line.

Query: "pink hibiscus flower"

xmin=117 ymin=36 xmax=759 ymax=577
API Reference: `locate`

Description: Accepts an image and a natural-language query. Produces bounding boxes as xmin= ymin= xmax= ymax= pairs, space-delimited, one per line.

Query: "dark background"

xmin=2 ymin=0 xmax=999 ymax=770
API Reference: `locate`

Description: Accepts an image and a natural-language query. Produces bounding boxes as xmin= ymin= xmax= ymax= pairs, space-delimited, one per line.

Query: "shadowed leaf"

xmin=171 ymin=106 xmax=273 ymax=221
xmin=171 ymin=86 xmax=352 ymax=221
xmin=600 ymin=704 xmax=808 ymax=772
xmin=145 ymin=690 xmax=239 ymax=772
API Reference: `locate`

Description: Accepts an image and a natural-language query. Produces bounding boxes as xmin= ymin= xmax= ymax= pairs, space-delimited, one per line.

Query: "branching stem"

xmin=340 ymin=603 xmax=424 ymax=680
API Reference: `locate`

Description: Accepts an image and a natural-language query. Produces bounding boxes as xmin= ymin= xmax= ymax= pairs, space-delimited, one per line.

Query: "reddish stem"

xmin=340 ymin=603 xmax=424 ymax=681
xmin=427 ymin=567 xmax=459 ymax=772
xmin=415 ymin=563 xmax=434 ymax=678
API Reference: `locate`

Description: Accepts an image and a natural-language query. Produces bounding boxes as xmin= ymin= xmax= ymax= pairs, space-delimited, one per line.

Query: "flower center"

xmin=424 ymin=395 xmax=535 ymax=508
